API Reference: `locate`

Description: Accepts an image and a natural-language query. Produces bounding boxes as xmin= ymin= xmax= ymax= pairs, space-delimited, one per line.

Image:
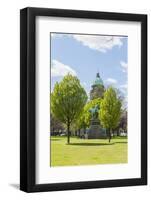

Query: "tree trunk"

xmin=78 ymin=129 xmax=81 ymax=137
xmin=117 ymin=128 xmax=120 ymax=136
xmin=67 ymin=122 xmax=70 ymax=144
xmin=109 ymin=128 xmax=112 ymax=143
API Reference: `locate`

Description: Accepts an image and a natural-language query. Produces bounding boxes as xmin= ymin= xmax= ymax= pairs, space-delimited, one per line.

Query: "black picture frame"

xmin=20 ymin=7 xmax=147 ymax=192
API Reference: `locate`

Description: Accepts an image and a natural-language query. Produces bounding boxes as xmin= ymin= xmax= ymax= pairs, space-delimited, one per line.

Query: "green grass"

xmin=50 ymin=136 xmax=128 ymax=167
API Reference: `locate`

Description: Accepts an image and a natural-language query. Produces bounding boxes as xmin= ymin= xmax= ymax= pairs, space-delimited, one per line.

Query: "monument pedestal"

xmin=88 ymin=119 xmax=107 ymax=139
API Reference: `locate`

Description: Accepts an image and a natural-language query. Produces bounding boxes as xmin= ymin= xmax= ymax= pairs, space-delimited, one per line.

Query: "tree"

xmin=99 ymin=87 xmax=122 ymax=142
xmin=51 ymin=74 xmax=87 ymax=144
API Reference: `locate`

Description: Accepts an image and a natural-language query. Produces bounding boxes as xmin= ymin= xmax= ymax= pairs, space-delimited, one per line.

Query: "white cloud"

xmin=51 ymin=33 xmax=55 ymax=37
xmin=51 ymin=33 xmax=64 ymax=38
xmin=118 ymin=84 xmax=128 ymax=108
xmin=120 ymin=84 xmax=128 ymax=94
xmin=51 ymin=60 xmax=77 ymax=77
xmin=82 ymin=82 xmax=87 ymax=87
xmin=72 ymin=35 xmax=123 ymax=52
xmin=120 ymin=84 xmax=127 ymax=89
xmin=120 ymin=61 xmax=128 ymax=73
xmin=51 ymin=33 xmax=123 ymax=52
xmin=105 ymin=78 xmax=117 ymax=84
xmin=122 ymin=95 xmax=128 ymax=109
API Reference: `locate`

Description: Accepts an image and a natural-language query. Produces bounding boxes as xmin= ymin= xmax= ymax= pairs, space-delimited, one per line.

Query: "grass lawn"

xmin=50 ymin=136 xmax=128 ymax=167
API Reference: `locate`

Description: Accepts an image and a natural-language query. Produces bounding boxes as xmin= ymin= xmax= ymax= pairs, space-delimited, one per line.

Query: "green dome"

xmin=93 ymin=73 xmax=103 ymax=86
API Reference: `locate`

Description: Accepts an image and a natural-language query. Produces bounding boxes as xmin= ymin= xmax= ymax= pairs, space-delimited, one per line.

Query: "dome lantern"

xmin=92 ymin=72 xmax=104 ymax=87
xmin=90 ymin=72 xmax=104 ymax=100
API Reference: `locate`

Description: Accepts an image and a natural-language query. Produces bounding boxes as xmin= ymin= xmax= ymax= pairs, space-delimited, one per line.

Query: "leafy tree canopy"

xmin=99 ymin=87 xmax=122 ymax=130
xmin=51 ymin=74 xmax=88 ymax=143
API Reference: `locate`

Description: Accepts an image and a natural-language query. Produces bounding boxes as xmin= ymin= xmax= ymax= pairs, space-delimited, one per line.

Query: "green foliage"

xmin=51 ymin=74 xmax=88 ymax=143
xmin=99 ymin=87 xmax=122 ymax=130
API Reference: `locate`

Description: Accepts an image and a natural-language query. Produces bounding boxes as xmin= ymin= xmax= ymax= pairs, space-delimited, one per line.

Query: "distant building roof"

xmin=92 ymin=72 xmax=104 ymax=86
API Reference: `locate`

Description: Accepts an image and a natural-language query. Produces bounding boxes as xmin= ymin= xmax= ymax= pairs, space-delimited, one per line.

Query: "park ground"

xmin=50 ymin=136 xmax=128 ymax=167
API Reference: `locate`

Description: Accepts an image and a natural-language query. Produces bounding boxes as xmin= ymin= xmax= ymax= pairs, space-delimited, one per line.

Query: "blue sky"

xmin=50 ymin=33 xmax=128 ymax=104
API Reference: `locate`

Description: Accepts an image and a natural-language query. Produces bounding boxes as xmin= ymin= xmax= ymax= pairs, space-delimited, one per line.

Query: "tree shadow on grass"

xmin=112 ymin=136 xmax=127 ymax=139
xmin=69 ymin=142 xmax=115 ymax=146
xmin=114 ymin=141 xmax=128 ymax=144
xmin=68 ymin=141 xmax=127 ymax=146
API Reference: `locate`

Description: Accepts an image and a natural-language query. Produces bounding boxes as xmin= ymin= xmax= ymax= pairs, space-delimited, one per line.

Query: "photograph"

xmin=50 ymin=33 xmax=128 ymax=167
xmin=20 ymin=7 xmax=147 ymax=192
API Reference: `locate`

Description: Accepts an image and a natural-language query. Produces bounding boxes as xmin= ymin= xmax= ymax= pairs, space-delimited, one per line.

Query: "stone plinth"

xmin=88 ymin=119 xmax=107 ymax=139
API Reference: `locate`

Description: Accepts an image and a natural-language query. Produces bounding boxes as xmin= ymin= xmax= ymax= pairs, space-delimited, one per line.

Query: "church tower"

xmin=90 ymin=72 xmax=104 ymax=100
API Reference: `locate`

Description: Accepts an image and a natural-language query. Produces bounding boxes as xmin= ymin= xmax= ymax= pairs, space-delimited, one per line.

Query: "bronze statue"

xmin=89 ymin=104 xmax=100 ymax=120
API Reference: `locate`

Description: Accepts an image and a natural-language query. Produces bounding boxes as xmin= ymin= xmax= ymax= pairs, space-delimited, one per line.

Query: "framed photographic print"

xmin=20 ymin=7 xmax=147 ymax=192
